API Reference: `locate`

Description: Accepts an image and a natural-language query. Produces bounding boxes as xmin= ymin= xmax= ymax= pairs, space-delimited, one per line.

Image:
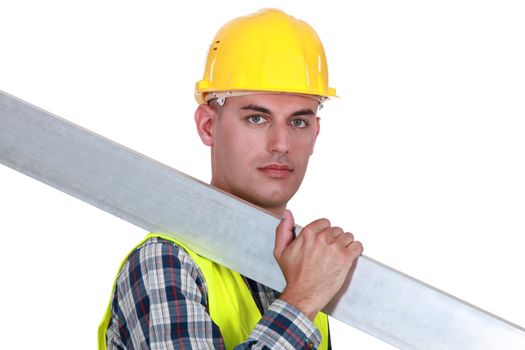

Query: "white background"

xmin=1 ymin=1 xmax=524 ymax=349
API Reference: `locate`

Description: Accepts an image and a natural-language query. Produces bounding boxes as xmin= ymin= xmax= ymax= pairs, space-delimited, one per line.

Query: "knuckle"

xmin=315 ymin=218 xmax=331 ymax=229
xmin=332 ymin=227 xmax=344 ymax=236
xmin=350 ymin=241 xmax=364 ymax=254
xmin=300 ymin=226 xmax=314 ymax=238
xmin=315 ymin=229 xmax=330 ymax=243
xmin=302 ymin=218 xmax=331 ymax=237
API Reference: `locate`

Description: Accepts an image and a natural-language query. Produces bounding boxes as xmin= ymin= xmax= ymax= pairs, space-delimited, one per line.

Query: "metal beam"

xmin=1 ymin=90 xmax=524 ymax=349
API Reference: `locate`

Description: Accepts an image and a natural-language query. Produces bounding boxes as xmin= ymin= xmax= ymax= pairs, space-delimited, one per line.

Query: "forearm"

xmin=236 ymin=299 xmax=322 ymax=350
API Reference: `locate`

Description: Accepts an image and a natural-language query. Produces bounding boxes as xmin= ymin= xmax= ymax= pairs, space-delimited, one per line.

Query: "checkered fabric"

xmin=105 ymin=237 xmax=330 ymax=349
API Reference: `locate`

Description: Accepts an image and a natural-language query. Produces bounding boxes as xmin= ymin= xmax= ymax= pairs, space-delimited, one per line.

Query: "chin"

xmin=247 ymin=188 xmax=296 ymax=210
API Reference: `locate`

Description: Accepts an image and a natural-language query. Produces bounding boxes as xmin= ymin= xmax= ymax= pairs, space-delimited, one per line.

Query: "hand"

xmin=273 ymin=210 xmax=363 ymax=320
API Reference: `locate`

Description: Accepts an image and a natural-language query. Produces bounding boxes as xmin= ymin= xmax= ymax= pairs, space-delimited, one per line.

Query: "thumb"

xmin=274 ymin=209 xmax=295 ymax=259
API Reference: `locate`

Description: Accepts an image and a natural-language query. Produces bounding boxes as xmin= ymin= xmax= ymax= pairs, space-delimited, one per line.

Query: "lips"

xmin=258 ymin=163 xmax=293 ymax=178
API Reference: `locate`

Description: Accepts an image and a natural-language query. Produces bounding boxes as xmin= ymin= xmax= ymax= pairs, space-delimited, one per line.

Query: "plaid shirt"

xmin=105 ymin=237 xmax=330 ymax=349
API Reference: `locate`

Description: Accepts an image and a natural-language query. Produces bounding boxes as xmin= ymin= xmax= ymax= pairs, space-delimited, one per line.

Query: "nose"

xmin=267 ymin=122 xmax=290 ymax=154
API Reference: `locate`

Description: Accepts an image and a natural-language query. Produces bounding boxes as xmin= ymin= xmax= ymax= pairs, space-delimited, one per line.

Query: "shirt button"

xmin=305 ymin=339 xmax=315 ymax=350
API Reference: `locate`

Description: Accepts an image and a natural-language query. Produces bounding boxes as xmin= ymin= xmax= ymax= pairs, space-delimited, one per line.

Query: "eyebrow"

xmin=241 ymin=104 xmax=271 ymax=114
xmin=240 ymin=104 xmax=316 ymax=117
xmin=290 ymin=108 xmax=316 ymax=117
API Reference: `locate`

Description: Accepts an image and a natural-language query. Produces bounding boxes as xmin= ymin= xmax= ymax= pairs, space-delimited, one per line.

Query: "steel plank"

xmin=1 ymin=90 xmax=524 ymax=349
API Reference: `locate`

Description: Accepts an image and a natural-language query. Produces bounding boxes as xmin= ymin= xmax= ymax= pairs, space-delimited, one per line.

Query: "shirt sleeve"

xmin=105 ymin=238 xmax=322 ymax=350
xmin=240 ymin=299 xmax=322 ymax=350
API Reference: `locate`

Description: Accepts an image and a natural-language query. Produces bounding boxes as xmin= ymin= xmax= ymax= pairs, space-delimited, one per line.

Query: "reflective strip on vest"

xmin=99 ymin=233 xmax=329 ymax=350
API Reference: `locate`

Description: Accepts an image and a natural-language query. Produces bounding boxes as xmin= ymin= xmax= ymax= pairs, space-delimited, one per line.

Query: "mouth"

xmin=258 ymin=163 xmax=293 ymax=178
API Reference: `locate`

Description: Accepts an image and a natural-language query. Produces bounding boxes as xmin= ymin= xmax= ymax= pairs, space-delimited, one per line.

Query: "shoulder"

xmin=126 ymin=236 xmax=200 ymax=272
xmin=106 ymin=237 xmax=212 ymax=348
xmin=115 ymin=236 xmax=207 ymax=299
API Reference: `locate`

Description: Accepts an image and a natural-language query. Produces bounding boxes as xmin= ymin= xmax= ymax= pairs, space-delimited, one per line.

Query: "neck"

xmin=265 ymin=204 xmax=287 ymax=218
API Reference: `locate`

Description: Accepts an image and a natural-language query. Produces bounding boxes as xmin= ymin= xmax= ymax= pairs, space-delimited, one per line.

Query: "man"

xmin=100 ymin=8 xmax=362 ymax=350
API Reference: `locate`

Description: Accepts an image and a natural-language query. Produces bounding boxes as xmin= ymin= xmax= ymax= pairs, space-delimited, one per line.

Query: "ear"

xmin=194 ymin=104 xmax=216 ymax=146
xmin=310 ymin=116 xmax=321 ymax=155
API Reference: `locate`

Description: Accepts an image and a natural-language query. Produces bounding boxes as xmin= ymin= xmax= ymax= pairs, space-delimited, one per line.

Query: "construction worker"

xmin=99 ymin=8 xmax=363 ymax=350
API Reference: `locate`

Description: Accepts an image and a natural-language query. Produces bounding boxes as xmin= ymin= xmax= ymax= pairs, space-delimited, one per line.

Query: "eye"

xmin=290 ymin=119 xmax=308 ymax=128
xmin=246 ymin=115 xmax=267 ymax=125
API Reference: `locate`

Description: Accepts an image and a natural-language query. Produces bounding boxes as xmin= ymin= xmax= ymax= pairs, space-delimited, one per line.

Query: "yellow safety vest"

xmin=99 ymin=233 xmax=329 ymax=350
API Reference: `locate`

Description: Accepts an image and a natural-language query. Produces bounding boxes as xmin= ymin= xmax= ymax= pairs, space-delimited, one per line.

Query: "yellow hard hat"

xmin=195 ymin=8 xmax=336 ymax=104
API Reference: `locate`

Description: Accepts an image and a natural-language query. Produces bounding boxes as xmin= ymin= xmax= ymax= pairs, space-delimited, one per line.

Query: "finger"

xmin=335 ymin=232 xmax=355 ymax=247
xmin=316 ymin=226 xmax=344 ymax=243
xmin=301 ymin=218 xmax=331 ymax=238
xmin=274 ymin=209 xmax=296 ymax=259
xmin=347 ymin=241 xmax=364 ymax=258
xmin=328 ymin=226 xmax=344 ymax=239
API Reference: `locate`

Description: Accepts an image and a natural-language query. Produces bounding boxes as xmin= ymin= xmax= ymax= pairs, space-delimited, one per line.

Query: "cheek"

xmin=217 ymin=126 xmax=261 ymax=165
xmin=295 ymin=135 xmax=317 ymax=158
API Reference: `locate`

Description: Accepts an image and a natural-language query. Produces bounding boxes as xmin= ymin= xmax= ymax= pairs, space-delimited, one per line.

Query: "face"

xmin=195 ymin=93 xmax=320 ymax=216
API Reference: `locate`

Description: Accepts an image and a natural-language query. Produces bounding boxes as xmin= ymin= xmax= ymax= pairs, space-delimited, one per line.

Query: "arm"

xmin=105 ymin=238 xmax=222 ymax=349
xmin=274 ymin=210 xmax=363 ymax=321
xmin=240 ymin=299 xmax=322 ymax=350
xmin=105 ymin=238 xmax=323 ymax=349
